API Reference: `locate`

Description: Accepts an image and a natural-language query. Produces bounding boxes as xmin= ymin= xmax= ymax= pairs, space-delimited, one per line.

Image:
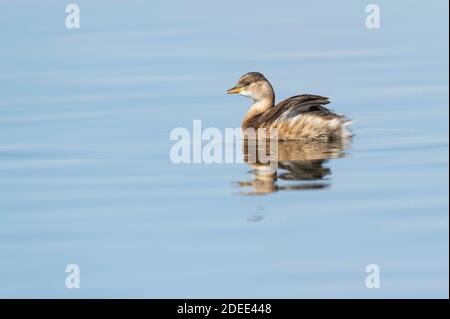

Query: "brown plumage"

xmin=227 ymin=72 xmax=352 ymax=141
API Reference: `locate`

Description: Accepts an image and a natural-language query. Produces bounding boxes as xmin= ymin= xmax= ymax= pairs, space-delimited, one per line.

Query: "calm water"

xmin=0 ymin=0 xmax=448 ymax=298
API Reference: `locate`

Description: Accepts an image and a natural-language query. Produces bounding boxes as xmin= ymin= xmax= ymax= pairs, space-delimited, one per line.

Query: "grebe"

xmin=226 ymin=72 xmax=352 ymax=141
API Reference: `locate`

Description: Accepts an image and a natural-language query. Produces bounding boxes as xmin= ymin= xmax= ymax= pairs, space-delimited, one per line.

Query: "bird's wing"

xmin=279 ymin=94 xmax=331 ymax=113
xmin=256 ymin=94 xmax=337 ymax=125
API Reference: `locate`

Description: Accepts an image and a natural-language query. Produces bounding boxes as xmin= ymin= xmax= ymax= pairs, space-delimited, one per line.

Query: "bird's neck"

xmin=242 ymin=97 xmax=274 ymax=129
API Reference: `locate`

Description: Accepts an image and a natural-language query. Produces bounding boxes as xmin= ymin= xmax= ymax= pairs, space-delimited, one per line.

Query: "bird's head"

xmin=226 ymin=72 xmax=274 ymax=102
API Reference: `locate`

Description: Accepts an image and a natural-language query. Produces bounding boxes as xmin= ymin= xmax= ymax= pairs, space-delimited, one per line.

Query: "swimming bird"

xmin=226 ymin=72 xmax=352 ymax=141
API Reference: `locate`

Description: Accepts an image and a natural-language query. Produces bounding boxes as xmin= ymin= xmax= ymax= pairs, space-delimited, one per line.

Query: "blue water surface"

xmin=0 ymin=0 xmax=448 ymax=298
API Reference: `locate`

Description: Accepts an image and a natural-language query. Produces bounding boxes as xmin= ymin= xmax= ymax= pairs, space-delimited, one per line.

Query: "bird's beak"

xmin=226 ymin=86 xmax=243 ymax=94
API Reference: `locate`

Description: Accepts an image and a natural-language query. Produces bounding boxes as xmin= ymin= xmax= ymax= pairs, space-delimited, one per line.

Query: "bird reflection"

xmin=238 ymin=138 xmax=351 ymax=195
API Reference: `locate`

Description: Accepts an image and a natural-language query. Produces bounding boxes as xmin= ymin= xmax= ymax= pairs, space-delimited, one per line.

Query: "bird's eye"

xmin=244 ymin=82 xmax=251 ymax=86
